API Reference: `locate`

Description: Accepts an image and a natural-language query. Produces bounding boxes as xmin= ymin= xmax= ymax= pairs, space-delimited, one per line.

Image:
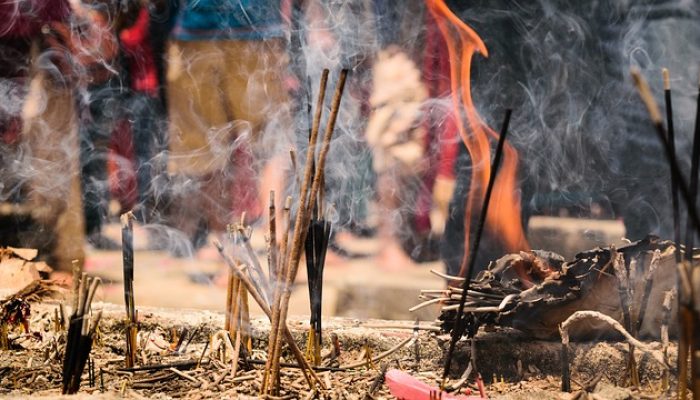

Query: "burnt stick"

xmin=268 ymin=191 xmax=278 ymax=281
xmin=120 ymin=213 xmax=135 ymax=321
xmin=663 ymin=69 xmax=682 ymax=263
xmin=442 ymin=109 xmax=512 ymax=383
xmin=685 ymin=71 xmax=700 ymax=261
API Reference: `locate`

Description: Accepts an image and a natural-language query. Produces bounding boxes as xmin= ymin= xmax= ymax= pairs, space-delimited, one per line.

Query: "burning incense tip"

xmin=119 ymin=211 xmax=134 ymax=228
xmin=662 ymin=68 xmax=670 ymax=91
xmin=631 ymin=68 xmax=663 ymax=124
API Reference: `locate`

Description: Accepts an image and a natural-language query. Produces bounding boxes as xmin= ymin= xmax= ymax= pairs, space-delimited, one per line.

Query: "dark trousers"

xmin=78 ymin=80 xmax=123 ymax=236
xmin=125 ymin=92 xmax=167 ymax=222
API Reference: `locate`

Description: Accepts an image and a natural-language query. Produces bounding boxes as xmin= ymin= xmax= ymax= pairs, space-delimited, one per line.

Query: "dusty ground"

xmin=1 ymin=216 xmax=643 ymax=398
xmin=0 ymin=301 xmax=677 ymax=399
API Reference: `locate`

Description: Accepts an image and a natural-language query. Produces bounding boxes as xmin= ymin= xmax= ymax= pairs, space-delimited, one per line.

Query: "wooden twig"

xmin=679 ymin=261 xmax=693 ymax=400
xmin=363 ymin=363 xmax=388 ymax=399
xmin=62 ymin=275 xmax=102 ymax=394
xmin=611 ymin=251 xmax=639 ymax=387
xmin=224 ymin=272 xmax=235 ymax=332
xmin=263 ymin=196 xmax=292 ymax=393
xmin=559 ymin=311 xmax=669 ymax=369
xmin=71 ymin=259 xmax=81 ymax=313
xmin=121 ymin=212 xmax=138 ymax=369
xmin=340 ymin=335 xmax=414 ymax=369
xmin=561 ymin=327 xmax=571 ymax=393
xmin=290 ymin=149 xmax=302 ymax=194
xmin=635 ymin=249 xmax=661 ymax=333
xmin=661 ymin=290 xmax=674 ymax=392
xmin=235 ymin=224 xmax=271 ymax=305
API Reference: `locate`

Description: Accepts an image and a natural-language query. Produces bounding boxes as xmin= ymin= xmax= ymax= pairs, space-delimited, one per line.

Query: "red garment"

xmin=119 ymin=7 xmax=158 ymax=95
xmin=0 ymin=0 xmax=70 ymax=38
xmin=422 ymin=12 xmax=458 ymax=181
xmin=413 ymin=12 xmax=460 ymax=234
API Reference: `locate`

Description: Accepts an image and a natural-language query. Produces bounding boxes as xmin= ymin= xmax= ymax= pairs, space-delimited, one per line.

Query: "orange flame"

xmin=426 ymin=0 xmax=530 ymax=277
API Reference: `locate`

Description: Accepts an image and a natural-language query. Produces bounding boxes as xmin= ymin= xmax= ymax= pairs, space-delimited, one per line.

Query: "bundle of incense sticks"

xmin=305 ymin=194 xmax=331 ymax=365
xmin=224 ymin=219 xmax=256 ymax=368
xmin=263 ymin=68 xmax=347 ymax=395
xmin=62 ymin=274 xmax=102 ymax=394
xmin=121 ymin=212 xmax=138 ymax=368
xmin=214 ymin=240 xmax=323 ymax=391
xmin=631 ymin=68 xmax=700 ymax=399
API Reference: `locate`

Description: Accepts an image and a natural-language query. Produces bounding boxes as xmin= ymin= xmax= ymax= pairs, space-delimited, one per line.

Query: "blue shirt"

xmin=173 ymin=0 xmax=284 ymax=41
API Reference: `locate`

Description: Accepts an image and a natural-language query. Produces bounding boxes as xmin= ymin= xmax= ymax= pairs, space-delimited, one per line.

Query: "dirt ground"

xmin=0 ymin=302 xmax=676 ymax=399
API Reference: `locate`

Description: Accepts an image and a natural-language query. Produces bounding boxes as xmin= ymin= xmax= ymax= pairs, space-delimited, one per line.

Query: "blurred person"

xmin=0 ymin=0 xmax=72 ymax=203
xmin=165 ymin=0 xmax=290 ymax=255
xmin=118 ymin=0 xmax=171 ymax=225
xmin=365 ymin=47 xmax=429 ymax=269
xmin=0 ymin=0 xmax=87 ymax=271
xmin=49 ymin=0 xmax=125 ymax=250
xmin=287 ymin=0 xmax=377 ymax=260
xmin=362 ymin=5 xmax=459 ymax=268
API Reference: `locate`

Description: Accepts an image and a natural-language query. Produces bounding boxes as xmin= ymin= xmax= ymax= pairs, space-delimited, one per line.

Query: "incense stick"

xmin=633 ymin=69 xmax=700 ymax=400
xmin=271 ymin=69 xmax=347 ymax=393
xmin=442 ymin=109 xmax=512 ymax=384
xmin=268 ymin=191 xmax=278 ymax=281
xmin=235 ymin=224 xmax=270 ymax=304
xmin=266 ymin=69 xmax=331 ymax=395
xmin=213 ymin=241 xmax=324 ymax=390
xmin=120 ymin=212 xmax=138 ymax=369
xmin=685 ymin=71 xmax=700 ymax=261
xmin=631 ymin=70 xmax=700 ymax=234
xmin=261 ymin=195 xmax=294 ymax=393
xmin=62 ymin=275 xmax=102 ymax=394
xmin=663 ymin=69 xmax=682 ymax=263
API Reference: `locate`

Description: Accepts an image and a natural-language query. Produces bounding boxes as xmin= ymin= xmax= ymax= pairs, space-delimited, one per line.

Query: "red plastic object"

xmin=385 ymin=369 xmax=485 ymax=400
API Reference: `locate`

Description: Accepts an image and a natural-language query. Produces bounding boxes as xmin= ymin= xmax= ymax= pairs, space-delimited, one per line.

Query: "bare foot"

xmin=322 ymin=249 xmax=348 ymax=267
xmin=376 ymin=240 xmax=417 ymax=271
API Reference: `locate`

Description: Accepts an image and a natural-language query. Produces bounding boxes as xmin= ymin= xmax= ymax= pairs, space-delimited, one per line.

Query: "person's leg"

xmin=128 ymin=92 xmax=163 ymax=222
xmin=375 ymin=167 xmax=420 ymax=270
xmin=78 ymin=81 xmax=122 ymax=248
xmin=166 ymin=40 xmax=230 ymax=249
xmin=223 ymin=39 xmax=291 ymax=221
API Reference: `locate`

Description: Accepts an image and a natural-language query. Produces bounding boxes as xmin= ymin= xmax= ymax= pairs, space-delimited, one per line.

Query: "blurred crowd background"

xmin=1 ymin=0 xmax=700 ymax=283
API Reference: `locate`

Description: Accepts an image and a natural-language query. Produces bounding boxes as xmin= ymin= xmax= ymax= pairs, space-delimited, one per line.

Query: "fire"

xmin=426 ymin=0 xmax=530 ymax=277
